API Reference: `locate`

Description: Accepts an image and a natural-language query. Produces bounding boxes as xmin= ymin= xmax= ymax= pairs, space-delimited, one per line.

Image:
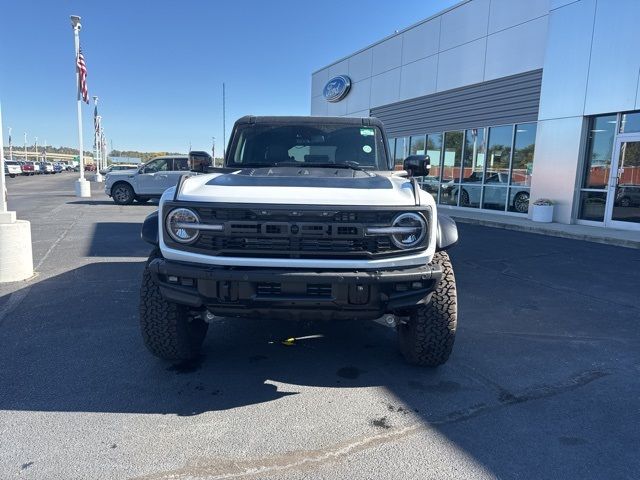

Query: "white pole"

xmin=222 ymin=82 xmax=226 ymax=160
xmin=71 ymin=15 xmax=90 ymax=196
xmin=24 ymin=132 xmax=27 ymax=162
xmin=0 ymin=100 xmax=34 ymax=282
xmin=0 ymin=103 xmax=6 ymax=213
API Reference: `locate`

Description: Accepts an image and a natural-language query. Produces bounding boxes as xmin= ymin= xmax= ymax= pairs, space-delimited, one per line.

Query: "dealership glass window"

xmin=409 ymin=135 xmax=425 ymax=155
xmin=482 ymin=125 xmax=513 ymax=211
xmin=460 ymin=128 xmax=486 ymax=208
xmin=439 ymin=131 xmax=463 ymax=206
xmin=486 ymin=125 xmax=513 ymax=177
xmin=420 ymin=133 xmax=442 ymax=199
xmin=619 ymin=111 xmax=640 ymax=133
xmin=582 ymin=115 xmax=616 ymax=189
xmin=506 ymin=123 xmax=536 ymax=213
xmin=578 ymin=115 xmax=617 ymax=222
xmin=394 ymin=137 xmax=407 ymax=167
xmin=388 ymin=138 xmax=396 ymax=163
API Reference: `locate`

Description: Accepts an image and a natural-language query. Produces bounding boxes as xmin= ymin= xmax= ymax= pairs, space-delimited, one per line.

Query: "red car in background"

xmin=21 ymin=162 xmax=36 ymax=176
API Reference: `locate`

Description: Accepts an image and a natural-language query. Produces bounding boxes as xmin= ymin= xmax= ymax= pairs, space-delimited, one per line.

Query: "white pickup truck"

xmin=104 ymin=155 xmax=192 ymax=204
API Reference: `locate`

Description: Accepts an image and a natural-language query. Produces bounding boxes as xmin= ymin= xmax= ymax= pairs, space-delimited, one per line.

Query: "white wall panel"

xmin=345 ymin=109 xmax=370 ymax=118
xmin=585 ymin=0 xmax=640 ymax=115
xmin=537 ymin=0 xmax=595 ymax=120
xmin=348 ymin=49 xmax=373 ymax=82
xmin=311 ymin=95 xmax=328 ymax=116
xmin=399 ymin=55 xmax=438 ymax=101
xmin=370 ymin=68 xmax=401 ymax=108
xmin=372 ymin=35 xmax=403 ymax=76
xmin=311 ymin=69 xmax=329 ymax=98
xmin=327 ymin=96 xmax=348 ymax=116
xmin=346 ymin=78 xmax=371 ymax=114
xmin=484 ymin=16 xmax=548 ymax=81
xmin=439 ymin=0 xmax=490 ymax=51
xmin=328 ymin=59 xmax=349 ymax=77
xmin=530 ymin=116 xmax=584 ymax=223
xmin=436 ymin=38 xmax=485 ymax=92
xmin=401 ymin=18 xmax=440 ymax=64
xmin=488 ymin=0 xmax=549 ymax=33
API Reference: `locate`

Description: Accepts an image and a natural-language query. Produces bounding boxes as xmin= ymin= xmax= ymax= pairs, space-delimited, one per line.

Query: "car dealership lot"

xmin=1 ymin=173 xmax=639 ymax=480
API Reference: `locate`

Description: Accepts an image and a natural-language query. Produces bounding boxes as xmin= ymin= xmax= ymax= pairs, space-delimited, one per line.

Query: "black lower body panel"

xmin=147 ymin=258 xmax=442 ymax=320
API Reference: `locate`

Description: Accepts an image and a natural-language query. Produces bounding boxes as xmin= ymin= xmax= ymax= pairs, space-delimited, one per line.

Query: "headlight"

xmin=365 ymin=212 xmax=427 ymax=249
xmin=166 ymin=208 xmax=200 ymax=244
xmin=389 ymin=212 xmax=426 ymax=249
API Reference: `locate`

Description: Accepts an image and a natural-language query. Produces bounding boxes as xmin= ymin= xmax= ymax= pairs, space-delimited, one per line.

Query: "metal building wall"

xmin=370 ymin=69 xmax=542 ymax=137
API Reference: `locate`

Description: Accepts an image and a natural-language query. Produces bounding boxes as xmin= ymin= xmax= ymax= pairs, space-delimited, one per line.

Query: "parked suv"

xmin=139 ymin=116 xmax=459 ymax=367
xmin=104 ymin=156 xmax=192 ymax=204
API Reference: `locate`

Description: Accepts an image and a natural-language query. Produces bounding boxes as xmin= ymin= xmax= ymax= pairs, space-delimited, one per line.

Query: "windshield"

xmin=227 ymin=124 xmax=389 ymax=170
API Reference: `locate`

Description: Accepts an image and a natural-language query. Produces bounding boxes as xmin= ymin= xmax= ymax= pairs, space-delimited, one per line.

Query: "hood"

xmin=105 ymin=169 xmax=138 ymax=178
xmin=177 ymin=167 xmax=417 ymax=206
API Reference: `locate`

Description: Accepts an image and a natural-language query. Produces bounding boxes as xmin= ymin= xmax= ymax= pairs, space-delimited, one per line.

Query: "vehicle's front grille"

xmin=164 ymin=204 xmax=429 ymax=259
xmin=306 ymin=284 xmax=332 ymax=298
xmin=256 ymin=282 xmax=281 ymax=296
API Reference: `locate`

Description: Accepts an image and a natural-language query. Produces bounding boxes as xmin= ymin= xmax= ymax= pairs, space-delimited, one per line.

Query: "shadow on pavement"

xmin=1 ymin=224 xmax=639 ymax=478
xmin=85 ymin=222 xmax=153 ymax=257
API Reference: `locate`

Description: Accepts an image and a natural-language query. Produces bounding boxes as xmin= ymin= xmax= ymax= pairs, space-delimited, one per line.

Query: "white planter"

xmin=532 ymin=204 xmax=554 ymax=223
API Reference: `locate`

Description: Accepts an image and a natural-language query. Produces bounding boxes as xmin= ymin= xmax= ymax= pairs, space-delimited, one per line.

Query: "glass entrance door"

xmin=606 ymin=135 xmax=640 ymax=229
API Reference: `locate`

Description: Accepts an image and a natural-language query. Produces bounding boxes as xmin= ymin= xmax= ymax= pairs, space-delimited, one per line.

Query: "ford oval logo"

xmin=323 ymin=75 xmax=351 ymax=103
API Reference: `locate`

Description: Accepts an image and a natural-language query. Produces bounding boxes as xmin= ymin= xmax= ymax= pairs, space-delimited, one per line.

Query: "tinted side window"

xmin=173 ymin=158 xmax=189 ymax=171
xmin=144 ymin=159 xmax=170 ymax=173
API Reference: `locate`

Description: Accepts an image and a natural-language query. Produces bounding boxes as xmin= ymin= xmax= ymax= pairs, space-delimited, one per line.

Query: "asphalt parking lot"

xmin=1 ymin=173 xmax=639 ymax=480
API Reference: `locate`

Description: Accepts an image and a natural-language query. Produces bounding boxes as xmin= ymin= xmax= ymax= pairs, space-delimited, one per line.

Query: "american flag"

xmin=77 ymin=48 xmax=89 ymax=103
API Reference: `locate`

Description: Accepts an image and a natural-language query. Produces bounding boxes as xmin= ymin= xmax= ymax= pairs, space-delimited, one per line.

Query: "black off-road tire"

xmin=398 ymin=251 xmax=457 ymax=367
xmin=112 ymin=182 xmax=135 ymax=205
xmin=139 ymin=251 xmax=208 ymax=361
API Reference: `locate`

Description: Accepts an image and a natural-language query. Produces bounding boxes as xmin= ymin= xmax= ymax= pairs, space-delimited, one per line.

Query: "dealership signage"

xmin=323 ymin=75 xmax=351 ymax=102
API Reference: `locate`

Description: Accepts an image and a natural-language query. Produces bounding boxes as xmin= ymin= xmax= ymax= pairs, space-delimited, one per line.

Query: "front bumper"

xmin=148 ymin=258 xmax=442 ymax=320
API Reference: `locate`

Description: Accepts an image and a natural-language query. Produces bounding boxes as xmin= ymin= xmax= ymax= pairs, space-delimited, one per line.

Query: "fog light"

xmin=168 ymin=275 xmax=179 ymax=283
xmin=411 ymin=281 xmax=423 ymax=289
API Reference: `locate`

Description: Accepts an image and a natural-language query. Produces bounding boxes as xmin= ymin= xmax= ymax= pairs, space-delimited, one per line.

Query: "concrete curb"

xmin=449 ymin=215 xmax=640 ymax=250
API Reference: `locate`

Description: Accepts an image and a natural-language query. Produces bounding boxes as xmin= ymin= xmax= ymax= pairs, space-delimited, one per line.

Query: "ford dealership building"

xmin=310 ymin=0 xmax=640 ymax=232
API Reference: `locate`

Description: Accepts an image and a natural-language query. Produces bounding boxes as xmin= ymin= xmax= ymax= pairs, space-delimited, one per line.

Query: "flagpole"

xmin=71 ymin=15 xmax=90 ymax=197
xmin=93 ymin=96 xmax=103 ymax=182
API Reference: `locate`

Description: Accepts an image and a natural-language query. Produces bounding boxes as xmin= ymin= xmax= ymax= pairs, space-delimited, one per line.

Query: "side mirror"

xmin=403 ymin=155 xmax=430 ymax=177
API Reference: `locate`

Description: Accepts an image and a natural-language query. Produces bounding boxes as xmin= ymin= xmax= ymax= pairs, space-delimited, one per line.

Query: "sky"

xmin=0 ymin=0 xmax=458 ymax=154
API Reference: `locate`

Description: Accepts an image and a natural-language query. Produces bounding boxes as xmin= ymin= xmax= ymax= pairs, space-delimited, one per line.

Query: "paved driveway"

xmin=1 ymin=173 xmax=638 ymax=479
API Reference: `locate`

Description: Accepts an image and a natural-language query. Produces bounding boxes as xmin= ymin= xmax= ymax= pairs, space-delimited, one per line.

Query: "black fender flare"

xmin=141 ymin=210 xmax=159 ymax=246
xmin=436 ymin=214 xmax=458 ymax=251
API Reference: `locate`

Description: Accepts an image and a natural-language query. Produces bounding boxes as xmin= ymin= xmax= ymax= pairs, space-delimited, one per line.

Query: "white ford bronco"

xmin=139 ymin=116 xmax=459 ymax=366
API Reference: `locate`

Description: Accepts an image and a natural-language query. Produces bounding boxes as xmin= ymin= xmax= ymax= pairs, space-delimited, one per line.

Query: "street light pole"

xmin=71 ymin=15 xmax=90 ymax=197
xmin=8 ymin=127 xmax=12 ymax=160
xmin=24 ymin=132 xmax=27 ymax=163
xmin=34 ymin=136 xmax=38 ymax=162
